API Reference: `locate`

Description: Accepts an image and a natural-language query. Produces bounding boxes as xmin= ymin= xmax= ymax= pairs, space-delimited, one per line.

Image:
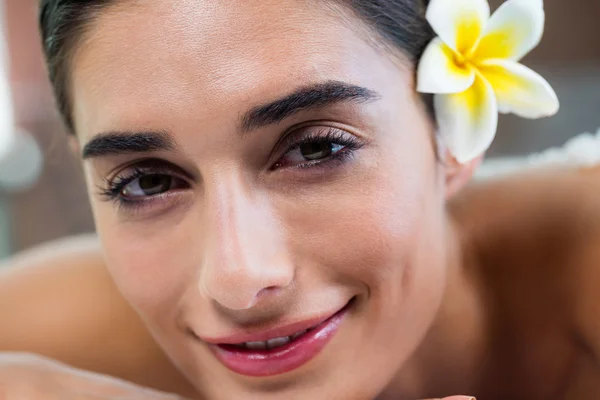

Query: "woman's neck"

xmin=381 ymin=218 xmax=488 ymax=399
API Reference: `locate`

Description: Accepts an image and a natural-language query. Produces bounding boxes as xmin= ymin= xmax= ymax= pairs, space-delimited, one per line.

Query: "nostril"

xmin=256 ymin=286 xmax=282 ymax=299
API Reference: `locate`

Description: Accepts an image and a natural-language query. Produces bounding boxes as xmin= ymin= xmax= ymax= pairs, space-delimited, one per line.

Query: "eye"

xmin=274 ymin=127 xmax=362 ymax=169
xmin=100 ymin=161 xmax=192 ymax=208
xmin=121 ymin=174 xmax=185 ymax=199
xmin=283 ymin=142 xmax=345 ymax=164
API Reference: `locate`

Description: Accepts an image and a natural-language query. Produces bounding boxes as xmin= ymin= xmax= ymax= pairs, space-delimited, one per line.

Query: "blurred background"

xmin=0 ymin=0 xmax=599 ymax=259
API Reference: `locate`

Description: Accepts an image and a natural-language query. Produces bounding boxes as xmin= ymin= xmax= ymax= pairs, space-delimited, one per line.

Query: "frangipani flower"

xmin=417 ymin=0 xmax=559 ymax=163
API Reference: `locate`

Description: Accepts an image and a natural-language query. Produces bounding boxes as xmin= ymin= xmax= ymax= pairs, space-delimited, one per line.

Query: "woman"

xmin=1 ymin=0 xmax=599 ymax=399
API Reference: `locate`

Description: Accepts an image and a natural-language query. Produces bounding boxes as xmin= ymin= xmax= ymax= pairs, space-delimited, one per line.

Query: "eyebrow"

xmin=82 ymin=131 xmax=175 ymax=159
xmin=240 ymin=80 xmax=380 ymax=133
xmin=82 ymin=81 xmax=379 ymax=159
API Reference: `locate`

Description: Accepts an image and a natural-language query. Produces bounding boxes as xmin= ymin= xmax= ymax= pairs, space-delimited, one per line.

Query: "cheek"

xmin=90 ymin=202 xmax=201 ymax=317
xmin=287 ymin=150 xmax=445 ymax=295
xmin=282 ymin=146 xmax=448 ymax=374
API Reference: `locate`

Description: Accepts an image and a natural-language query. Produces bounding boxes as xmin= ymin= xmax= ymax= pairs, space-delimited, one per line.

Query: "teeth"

xmin=237 ymin=329 xmax=310 ymax=350
xmin=245 ymin=341 xmax=267 ymax=350
xmin=290 ymin=329 xmax=308 ymax=340
xmin=266 ymin=336 xmax=291 ymax=349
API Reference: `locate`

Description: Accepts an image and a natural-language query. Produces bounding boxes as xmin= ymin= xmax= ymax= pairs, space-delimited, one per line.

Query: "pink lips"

xmin=202 ymin=304 xmax=350 ymax=377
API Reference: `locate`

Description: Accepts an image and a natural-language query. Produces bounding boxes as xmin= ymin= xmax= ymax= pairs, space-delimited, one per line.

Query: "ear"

xmin=444 ymin=151 xmax=483 ymax=199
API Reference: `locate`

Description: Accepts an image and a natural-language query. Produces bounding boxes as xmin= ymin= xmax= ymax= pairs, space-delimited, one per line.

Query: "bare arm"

xmin=0 ymin=235 xmax=196 ymax=396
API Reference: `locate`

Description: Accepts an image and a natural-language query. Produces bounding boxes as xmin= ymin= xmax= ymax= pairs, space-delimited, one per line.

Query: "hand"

xmin=0 ymin=352 xmax=186 ymax=399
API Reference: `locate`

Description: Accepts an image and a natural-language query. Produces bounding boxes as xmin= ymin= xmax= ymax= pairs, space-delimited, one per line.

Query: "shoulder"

xmin=453 ymin=165 xmax=600 ymax=372
xmin=0 ymin=234 xmax=195 ymax=395
xmin=0 ymin=235 xmax=113 ymax=305
xmin=449 ymin=166 xmax=600 ymax=323
xmin=0 ymin=234 xmax=115 ymax=341
xmin=450 ymin=164 xmax=600 ymax=291
xmin=0 ymin=234 xmax=123 ymax=344
xmin=569 ymin=198 xmax=600 ymax=365
xmin=450 ymin=165 xmax=600 ymax=256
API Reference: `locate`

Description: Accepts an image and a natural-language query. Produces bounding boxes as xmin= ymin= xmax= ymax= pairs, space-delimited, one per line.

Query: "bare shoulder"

xmin=450 ymin=164 xmax=600 ymax=306
xmin=0 ymin=234 xmax=195 ymax=395
xmin=451 ymin=166 xmax=600 ymax=397
xmin=565 ymin=169 xmax=600 ymax=392
xmin=0 ymin=234 xmax=117 ymax=357
xmin=450 ymin=165 xmax=600 ymax=241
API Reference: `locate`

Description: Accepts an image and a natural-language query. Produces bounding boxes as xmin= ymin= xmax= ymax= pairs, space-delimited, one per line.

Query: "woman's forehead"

xmin=73 ymin=0 xmax=364 ymax=80
xmin=70 ymin=0 xmax=411 ymax=141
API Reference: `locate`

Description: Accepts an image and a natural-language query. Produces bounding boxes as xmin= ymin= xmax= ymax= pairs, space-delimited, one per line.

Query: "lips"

xmin=201 ymin=300 xmax=352 ymax=377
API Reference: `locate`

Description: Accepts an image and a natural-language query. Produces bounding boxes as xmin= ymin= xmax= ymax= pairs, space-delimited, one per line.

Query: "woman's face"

xmin=73 ymin=0 xmax=451 ymax=398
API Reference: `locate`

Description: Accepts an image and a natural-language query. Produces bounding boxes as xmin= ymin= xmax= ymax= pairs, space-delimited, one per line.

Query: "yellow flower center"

xmin=453 ymin=52 xmax=469 ymax=68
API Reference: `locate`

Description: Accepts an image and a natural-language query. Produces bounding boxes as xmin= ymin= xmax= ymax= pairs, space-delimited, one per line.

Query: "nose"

xmin=198 ymin=180 xmax=294 ymax=310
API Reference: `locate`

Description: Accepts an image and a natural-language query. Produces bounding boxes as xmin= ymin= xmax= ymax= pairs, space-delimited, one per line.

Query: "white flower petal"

xmin=478 ymin=59 xmax=559 ymax=118
xmin=426 ymin=0 xmax=490 ymax=54
xmin=474 ymin=0 xmax=545 ymax=62
xmin=434 ymin=73 xmax=498 ymax=163
xmin=417 ymin=38 xmax=476 ymax=94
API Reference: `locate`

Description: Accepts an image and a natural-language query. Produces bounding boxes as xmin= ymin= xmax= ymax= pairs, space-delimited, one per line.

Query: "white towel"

xmin=476 ymin=128 xmax=600 ymax=180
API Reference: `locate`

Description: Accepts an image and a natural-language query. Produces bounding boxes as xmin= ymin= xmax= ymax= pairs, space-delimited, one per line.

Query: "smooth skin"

xmin=2 ymin=0 xmax=600 ymax=398
xmin=2 ymin=166 xmax=600 ymax=399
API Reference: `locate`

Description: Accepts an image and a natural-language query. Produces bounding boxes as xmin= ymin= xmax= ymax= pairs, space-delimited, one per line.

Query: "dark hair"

xmin=39 ymin=0 xmax=434 ymax=134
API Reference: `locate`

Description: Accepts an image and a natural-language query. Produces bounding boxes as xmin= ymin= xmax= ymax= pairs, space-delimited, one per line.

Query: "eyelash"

xmin=101 ymin=165 xmax=154 ymax=201
xmin=272 ymin=127 xmax=363 ymax=170
xmin=100 ymin=127 xmax=363 ymax=211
